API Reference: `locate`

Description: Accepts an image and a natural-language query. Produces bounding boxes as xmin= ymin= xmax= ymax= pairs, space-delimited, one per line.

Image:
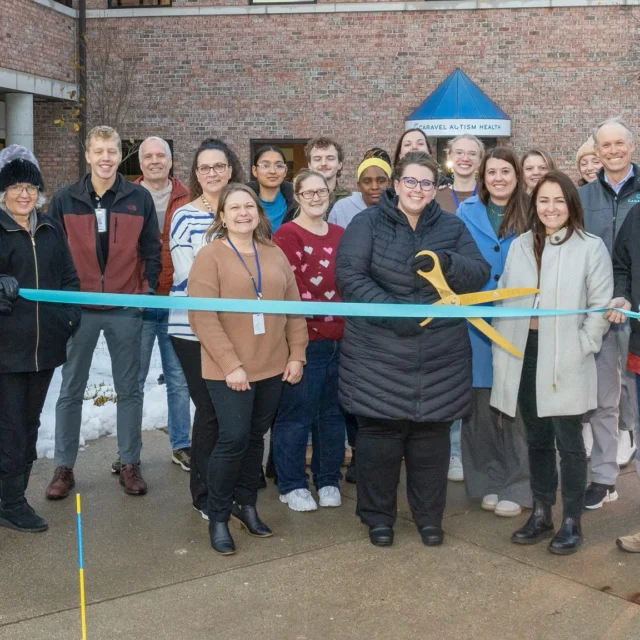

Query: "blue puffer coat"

xmin=335 ymin=189 xmax=490 ymax=423
xmin=457 ymin=195 xmax=516 ymax=388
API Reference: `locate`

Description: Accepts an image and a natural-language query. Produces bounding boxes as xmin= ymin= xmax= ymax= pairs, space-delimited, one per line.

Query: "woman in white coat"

xmin=491 ymin=171 xmax=613 ymax=555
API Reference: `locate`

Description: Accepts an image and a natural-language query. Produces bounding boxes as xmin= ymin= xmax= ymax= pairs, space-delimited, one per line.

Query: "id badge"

xmin=95 ymin=208 xmax=107 ymax=233
xmin=253 ymin=313 xmax=265 ymax=336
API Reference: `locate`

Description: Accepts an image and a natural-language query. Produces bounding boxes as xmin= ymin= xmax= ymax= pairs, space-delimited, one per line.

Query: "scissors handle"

xmin=415 ymin=250 xmax=453 ymax=299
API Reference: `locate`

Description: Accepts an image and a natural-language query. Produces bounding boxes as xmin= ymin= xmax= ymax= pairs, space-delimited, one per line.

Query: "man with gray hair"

xmin=120 ymin=137 xmax=192 ymax=473
xmin=580 ymin=117 xmax=640 ymax=510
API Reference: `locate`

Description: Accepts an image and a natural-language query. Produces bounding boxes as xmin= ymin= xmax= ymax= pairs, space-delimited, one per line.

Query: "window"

xmin=119 ymin=139 xmax=174 ymax=181
xmin=53 ymin=0 xmax=74 ymax=7
xmin=108 ymin=0 xmax=172 ymax=7
xmin=250 ymin=139 xmax=309 ymax=183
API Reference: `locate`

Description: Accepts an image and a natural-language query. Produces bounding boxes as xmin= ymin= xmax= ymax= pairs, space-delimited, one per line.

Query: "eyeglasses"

xmin=197 ymin=163 xmax=229 ymax=175
xmin=452 ymin=150 xmax=479 ymax=159
xmin=400 ymin=177 xmax=435 ymax=192
xmin=256 ymin=162 xmax=287 ymax=172
xmin=8 ymin=184 xmax=39 ymax=195
xmin=299 ymin=188 xmax=330 ymax=200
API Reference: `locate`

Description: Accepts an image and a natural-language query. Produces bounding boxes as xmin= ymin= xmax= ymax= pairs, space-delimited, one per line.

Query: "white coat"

xmin=490 ymin=228 xmax=613 ymax=418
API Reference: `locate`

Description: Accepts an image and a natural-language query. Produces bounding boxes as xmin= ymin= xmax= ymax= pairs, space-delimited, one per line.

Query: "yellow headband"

xmin=357 ymin=158 xmax=392 ymax=181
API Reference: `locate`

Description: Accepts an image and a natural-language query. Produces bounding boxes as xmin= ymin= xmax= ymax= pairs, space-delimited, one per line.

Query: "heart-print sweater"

xmin=274 ymin=221 xmax=344 ymax=341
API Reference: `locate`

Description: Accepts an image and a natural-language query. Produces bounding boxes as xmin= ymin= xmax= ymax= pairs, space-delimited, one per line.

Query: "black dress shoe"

xmin=419 ymin=525 xmax=444 ymax=546
xmin=511 ymin=502 xmax=554 ymax=545
xmin=548 ymin=516 xmax=583 ymax=555
xmin=209 ymin=521 xmax=236 ymax=555
xmin=231 ymin=504 xmax=273 ymax=537
xmin=369 ymin=524 xmax=394 ymax=547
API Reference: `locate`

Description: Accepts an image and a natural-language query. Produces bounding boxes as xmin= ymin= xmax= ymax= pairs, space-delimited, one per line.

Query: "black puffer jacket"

xmin=0 ymin=208 xmax=81 ymax=373
xmin=335 ymin=190 xmax=490 ymax=422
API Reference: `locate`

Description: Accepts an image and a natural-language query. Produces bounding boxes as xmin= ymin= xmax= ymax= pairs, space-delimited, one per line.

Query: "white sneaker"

xmin=279 ymin=488 xmax=318 ymax=512
xmin=582 ymin=422 xmax=593 ymax=459
xmin=495 ymin=500 xmax=522 ymax=517
xmin=318 ymin=486 xmax=341 ymax=508
xmin=481 ymin=494 xmax=499 ymax=511
xmin=617 ymin=430 xmax=637 ymax=468
xmin=447 ymin=456 xmax=464 ymax=482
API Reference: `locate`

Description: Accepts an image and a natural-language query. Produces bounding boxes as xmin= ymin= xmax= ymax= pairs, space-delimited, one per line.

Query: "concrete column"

xmin=5 ymin=93 xmax=34 ymax=150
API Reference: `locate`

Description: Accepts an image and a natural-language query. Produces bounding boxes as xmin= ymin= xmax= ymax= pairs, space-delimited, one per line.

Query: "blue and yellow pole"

xmin=76 ymin=493 xmax=87 ymax=640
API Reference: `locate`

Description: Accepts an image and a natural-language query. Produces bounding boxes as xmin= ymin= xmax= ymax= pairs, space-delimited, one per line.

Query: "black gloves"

xmin=412 ymin=251 xmax=451 ymax=275
xmin=390 ymin=317 xmax=423 ymax=338
xmin=0 ymin=275 xmax=18 ymax=314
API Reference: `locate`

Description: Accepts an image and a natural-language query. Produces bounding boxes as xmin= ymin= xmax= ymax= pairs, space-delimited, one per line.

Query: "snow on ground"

xmin=37 ymin=335 xmax=169 ymax=459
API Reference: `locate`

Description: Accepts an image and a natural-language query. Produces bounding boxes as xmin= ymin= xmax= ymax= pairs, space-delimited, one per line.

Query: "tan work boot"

xmin=616 ymin=531 xmax=640 ymax=553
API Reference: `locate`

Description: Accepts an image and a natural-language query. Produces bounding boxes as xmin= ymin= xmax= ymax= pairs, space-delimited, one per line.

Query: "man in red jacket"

xmin=45 ymin=126 xmax=161 ymax=498
xmin=125 ymin=137 xmax=192 ymax=473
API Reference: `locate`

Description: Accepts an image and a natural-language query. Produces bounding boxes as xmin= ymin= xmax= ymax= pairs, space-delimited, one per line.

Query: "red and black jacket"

xmin=47 ymin=174 xmax=161 ymax=297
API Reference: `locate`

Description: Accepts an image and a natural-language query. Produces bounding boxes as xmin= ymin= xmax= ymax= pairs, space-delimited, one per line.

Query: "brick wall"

xmin=74 ymin=5 xmax=640 ymax=189
xmin=34 ymin=101 xmax=80 ymax=197
xmin=1 ymin=0 xmax=76 ymax=83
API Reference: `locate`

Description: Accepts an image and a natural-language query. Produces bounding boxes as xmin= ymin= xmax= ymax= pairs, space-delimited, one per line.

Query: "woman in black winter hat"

xmin=0 ymin=145 xmax=81 ymax=533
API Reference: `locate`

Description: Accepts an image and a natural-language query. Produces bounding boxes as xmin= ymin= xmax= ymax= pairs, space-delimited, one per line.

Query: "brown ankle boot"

xmin=45 ymin=466 xmax=75 ymax=500
xmin=119 ymin=463 xmax=147 ymax=495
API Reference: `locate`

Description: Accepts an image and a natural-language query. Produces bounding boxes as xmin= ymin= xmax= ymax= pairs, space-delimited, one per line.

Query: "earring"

xmin=222 ymin=221 xmax=227 ymax=228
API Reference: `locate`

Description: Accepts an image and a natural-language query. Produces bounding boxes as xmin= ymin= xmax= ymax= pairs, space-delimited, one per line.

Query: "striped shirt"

xmin=168 ymin=203 xmax=214 ymax=341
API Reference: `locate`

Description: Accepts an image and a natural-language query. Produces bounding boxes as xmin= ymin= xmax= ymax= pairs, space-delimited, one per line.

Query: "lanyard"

xmin=452 ymin=185 xmax=477 ymax=209
xmin=227 ymin=238 xmax=262 ymax=299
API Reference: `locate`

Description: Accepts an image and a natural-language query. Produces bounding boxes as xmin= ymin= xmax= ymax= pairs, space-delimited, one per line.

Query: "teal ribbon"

xmin=18 ymin=289 xmax=640 ymax=320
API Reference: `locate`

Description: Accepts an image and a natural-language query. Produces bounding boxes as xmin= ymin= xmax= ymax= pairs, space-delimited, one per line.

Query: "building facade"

xmin=2 ymin=0 xmax=640 ymax=194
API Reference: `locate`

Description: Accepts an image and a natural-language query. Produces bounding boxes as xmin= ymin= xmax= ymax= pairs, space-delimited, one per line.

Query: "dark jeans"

xmin=356 ymin=416 xmax=451 ymax=529
xmin=206 ymin=375 xmax=284 ymax=522
xmin=518 ymin=330 xmax=587 ymax=518
xmin=273 ymin=339 xmax=345 ymax=495
xmin=171 ymin=337 xmax=219 ymax=511
xmin=0 ymin=370 xmax=55 ymax=477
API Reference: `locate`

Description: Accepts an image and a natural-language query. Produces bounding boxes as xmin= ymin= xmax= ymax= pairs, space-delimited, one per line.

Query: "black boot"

xmin=209 ymin=521 xmax=236 ymax=555
xmin=345 ymin=450 xmax=356 ymax=484
xmin=548 ymin=516 xmax=583 ymax=555
xmin=231 ymin=503 xmax=273 ymax=537
xmin=0 ymin=472 xmax=48 ymax=533
xmin=419 ymin=525 xmax=444 ymax=546
xmin=369 ymin=524 xmax=394 ymax=547
xmin=511 ymin=502 xmax=554 ymax=545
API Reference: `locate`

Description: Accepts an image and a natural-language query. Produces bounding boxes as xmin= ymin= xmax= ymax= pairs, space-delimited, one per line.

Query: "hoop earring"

xmin=222 ymin=222 xmax=227 ymax=229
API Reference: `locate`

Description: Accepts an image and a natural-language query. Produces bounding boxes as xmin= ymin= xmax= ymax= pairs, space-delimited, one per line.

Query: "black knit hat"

xmin=0 ymin=145 xmax=44 ymax=192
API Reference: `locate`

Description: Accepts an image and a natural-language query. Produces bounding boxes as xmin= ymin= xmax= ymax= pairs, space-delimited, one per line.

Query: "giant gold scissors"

xmin=415 ymin=250 xmax=539 ymax=358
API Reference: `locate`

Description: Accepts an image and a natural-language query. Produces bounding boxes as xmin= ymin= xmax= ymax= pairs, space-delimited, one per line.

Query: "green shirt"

xmin=486 ymin=200 xmax=505 ymax=236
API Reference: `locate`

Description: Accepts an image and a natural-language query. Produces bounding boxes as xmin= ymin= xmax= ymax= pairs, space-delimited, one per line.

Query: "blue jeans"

xmin=450 ymin=420 xmax=461 ymax=459
xmin=139 ymin=308 xmax=191 ymax=451
xmin=273 ymin=339 xmax=345 ymax=495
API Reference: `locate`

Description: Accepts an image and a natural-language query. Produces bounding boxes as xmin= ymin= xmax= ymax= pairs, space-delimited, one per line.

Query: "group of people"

xmin=0 ymin=118 xmax=639 ymax=558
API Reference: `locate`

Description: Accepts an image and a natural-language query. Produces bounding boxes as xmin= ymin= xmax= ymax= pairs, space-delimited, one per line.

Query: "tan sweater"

xmin=188 ymin=238 xmax=308 ymax=381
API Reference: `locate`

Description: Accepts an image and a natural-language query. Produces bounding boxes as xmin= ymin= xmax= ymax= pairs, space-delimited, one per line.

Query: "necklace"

xmin=201 ymin=194 xmax=214 ymax=213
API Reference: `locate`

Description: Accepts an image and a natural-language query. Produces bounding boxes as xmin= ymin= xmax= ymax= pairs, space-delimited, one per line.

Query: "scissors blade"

xmin=467 ymin=317 xmax=523 ymax=358
xmin=456 ymin=287 xmax=539 ymax=307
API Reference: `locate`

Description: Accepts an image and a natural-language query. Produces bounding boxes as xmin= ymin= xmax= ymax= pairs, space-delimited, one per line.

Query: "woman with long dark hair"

xmin=492 ymin=171 xmax=612 ymax=554
xmin=168 ymin=138 xmax=244 ymax=519
xmin=457 ymin=147 xmax=532 ymax=518
xmin=189 ymin=184 xmax=308 ymax=555
xmin=393 ymin=129 xmax=433 ymax=165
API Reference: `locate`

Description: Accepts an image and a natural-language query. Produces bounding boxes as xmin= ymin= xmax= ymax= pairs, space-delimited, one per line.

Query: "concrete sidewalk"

xmin=1 ymin=430 xmax=639 ymax=639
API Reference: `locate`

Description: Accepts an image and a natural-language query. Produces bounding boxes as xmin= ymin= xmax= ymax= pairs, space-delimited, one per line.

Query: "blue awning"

xmin=405 ymin=68 xmax=511 ymax=137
